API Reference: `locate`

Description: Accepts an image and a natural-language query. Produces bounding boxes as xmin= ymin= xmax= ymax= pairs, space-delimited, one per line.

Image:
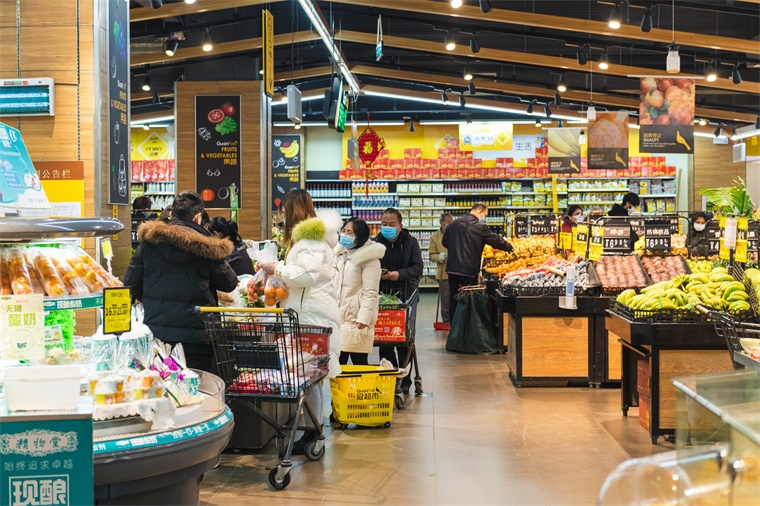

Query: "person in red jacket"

xmin=561 ymin=205 xmax=584 ymax=234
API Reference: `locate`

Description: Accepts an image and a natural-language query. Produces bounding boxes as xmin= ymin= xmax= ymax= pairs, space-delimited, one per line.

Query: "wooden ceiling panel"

xmin=130 ymin=0 xmax=284 ymax=23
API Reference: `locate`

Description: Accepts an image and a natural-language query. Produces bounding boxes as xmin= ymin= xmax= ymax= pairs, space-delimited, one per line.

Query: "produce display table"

xmin=606 ymin=311 xmax=734 ymax=444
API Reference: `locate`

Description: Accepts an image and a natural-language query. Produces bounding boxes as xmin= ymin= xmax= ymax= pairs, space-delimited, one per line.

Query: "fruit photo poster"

xmin=588 ymin=111 xmax=629 ymax=170
xmin=195 ymin=95 xmax=241 ymax=209
xmin=639 ymin=77 xmax=695 ymax=154
xmin=271 ymin=134 xmax=302 ymax=211
xmin=547 ymin=128 xmax=582 ymax=174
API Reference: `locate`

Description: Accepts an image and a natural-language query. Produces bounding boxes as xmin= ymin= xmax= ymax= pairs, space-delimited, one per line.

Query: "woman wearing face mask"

xmin=688 ymin=212 xmax=710 ymax=257
xmin=561 ymin=205 xmax=584 ymax=233
xmin=335 ymin=218 xmax=386 ymax=366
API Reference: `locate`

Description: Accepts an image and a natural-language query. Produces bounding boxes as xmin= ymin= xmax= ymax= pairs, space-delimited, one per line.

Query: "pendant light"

xmin=587 ymin=103 xmax=597 ymax=121
xmin=608 ymin=3 xmax=622 ymax=30
xmin=557 ymin=74 xmax=567 ymax=93
xmin=598 ymin=50 xmax=609 ymax=70
xmin=463 ymin=65 xmax=473 ymax=81
xmin=577 ymin=45 xmax=589 ymax=66
xmin=705 ymin=60 xmax=717 ymax=82
xmin=202 ymin=28 xmax=213 ymax=52
xmin=445 ymin=32 xmax=456 ymax=51
xmin=579 ymin=130 xmax=586 ymax=144
xmin=666 ymin=0 xmax=679 ymax=74
xmin=640 ymin=7 xmax=653 ymax=33
xmin=141 ymin=71 xmax=151 ymax=92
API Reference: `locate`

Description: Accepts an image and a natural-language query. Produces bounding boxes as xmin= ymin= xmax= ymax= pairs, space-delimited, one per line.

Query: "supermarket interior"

xmin=2 ymin=0 xmax=760 ymax=504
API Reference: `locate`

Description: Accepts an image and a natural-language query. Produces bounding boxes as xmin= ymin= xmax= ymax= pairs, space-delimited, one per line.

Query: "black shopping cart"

xmin=374 ymin=286 xmax=421 ymax=410
xmin=699 ymin=305 xmax=760 ymax=370
xmin=197 ymin=307 xmax=331 ymax=490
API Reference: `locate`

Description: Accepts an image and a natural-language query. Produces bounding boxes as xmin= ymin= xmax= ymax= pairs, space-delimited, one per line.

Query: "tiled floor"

xmin=201 ymin=293 xmax=671 ymax=505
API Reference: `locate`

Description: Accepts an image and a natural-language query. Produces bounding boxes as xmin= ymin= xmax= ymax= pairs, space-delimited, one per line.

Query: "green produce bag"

xmin=446 ymin=288 xmax=498 ymax=355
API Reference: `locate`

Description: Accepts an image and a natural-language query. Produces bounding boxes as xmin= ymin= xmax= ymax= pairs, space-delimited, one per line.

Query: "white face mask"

xmin=694 ymin=223 xmax=706 ymax=232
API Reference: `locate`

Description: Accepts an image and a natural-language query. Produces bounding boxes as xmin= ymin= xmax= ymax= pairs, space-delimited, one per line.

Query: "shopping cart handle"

xmin=695 ymin=304 xmax=710 ymax=315
xmin=195 ymin=306 xmax=287 ymax=314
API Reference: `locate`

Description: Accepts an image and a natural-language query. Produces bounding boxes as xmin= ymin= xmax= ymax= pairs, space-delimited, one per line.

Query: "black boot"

xmin=291 ymin=430 xmax=317 ymax=456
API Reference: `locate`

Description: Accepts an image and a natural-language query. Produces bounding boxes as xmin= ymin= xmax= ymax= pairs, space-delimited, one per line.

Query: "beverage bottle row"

xmin=413 ymin=231 xmax=432 ymax=248
xmin=352 ymin=181 xmax=390 ymax=194
xmin=445 ymin=198 xmax=503 ymax=208
xmin=150 ymin=195 xmax=173 ymax=210
xmin=444 ymin=183 xmax=502 ymax=194
xmin=352 ymin=210 xmax=383 ymax=222
xmin=352 ymin=195 xmax=398 ymax=209
xmin=314 ymin=203 xmax=351 ymax=216
xmin=145 ymin=182 xmax=175 ymax=194
xmin=308 ymin=184 xmax=351 ymax=199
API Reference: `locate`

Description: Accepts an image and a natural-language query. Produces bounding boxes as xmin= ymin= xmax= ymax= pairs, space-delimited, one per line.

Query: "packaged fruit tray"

xmin=595 ymin=254 xmax=652 ymax=296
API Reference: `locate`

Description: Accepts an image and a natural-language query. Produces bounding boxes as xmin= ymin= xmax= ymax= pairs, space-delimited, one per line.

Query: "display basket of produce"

xmin=595 ymin=254 xmax=652 ymax=296
xmin=482 ymin=236 xmax=557 ymax=278
xmin=641 ymin=254 xmax=692 ymax=284
xmin=197 ymin=306 xmax=331 ymax=489
xmin=610 ymin=267 xmax=756 ymax=323
xmin=329 ymin=365 xmax=401 ymax=429
xmin=500 ymin=257 xmax=601 ymax=297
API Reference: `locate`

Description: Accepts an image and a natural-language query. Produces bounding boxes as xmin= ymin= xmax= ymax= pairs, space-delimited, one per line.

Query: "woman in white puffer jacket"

xmin=335 ymin=218 xmax=385 ymax=365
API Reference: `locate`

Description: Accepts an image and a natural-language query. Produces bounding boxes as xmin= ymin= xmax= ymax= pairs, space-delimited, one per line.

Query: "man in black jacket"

xmin=376 ymin=208 xmax=424 ymax=392
xmin=608 ymin=192 xmax=643 ymax=251
xmin=124 ymin=192 xmax=238 ymax=372
xmin=442 ymin=203 xmax=513 ymax=317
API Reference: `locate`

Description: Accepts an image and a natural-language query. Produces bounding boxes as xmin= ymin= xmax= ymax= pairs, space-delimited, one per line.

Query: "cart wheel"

xmin=651 ymin=437 xmax=658 ymax=445
xmin=383 ymin=421 xmax=391 ymax=428
xmin=414 ymin=380 xmax=423 ymax=396
xmin=394 ymin=395 xmax=405 ymax=410
xmin=268 ymin=467 xmax=291 ymax=490
xmin=340 ymin=424 xmax=349 ymax=431
xmin=304 ymin=440 xmax=325 ymax=461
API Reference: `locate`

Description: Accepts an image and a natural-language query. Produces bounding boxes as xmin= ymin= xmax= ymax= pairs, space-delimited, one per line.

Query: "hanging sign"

xmin=735 ymin=217 xmax=749 ymax=263
xmin=107 ymin=0 xmax=130 ymax=204
xmin=588 ymin=225 xmax=604 ymax=262
xmin=547 ymin=128 xmax=582 ymax=174
xmin=262 ymin=10 xmax=274 ymax=97
xmin=574 ymin=224 xmax=589 ymax=257
xmin=195 ymin=95 xmax=241 ymax=209
xmin=529 ymin=216 xmax=554 ymax=236
xmin=588 ymin=111 xmax=629 ymax=170
xmin=639 ymin=77 xmax=695 ymax=154
xmin=459 ymin=122 xmax=513 ymax=152
xmin=376 ymin=15 xmax=384 ymax=61
xmin=604 ymin=223 xmax=632 ymax=253
xmin=103 ymin=287 xmax=131 ymax=335
xmin=644 ymin=219 xmax=672 ymax=252
xmin=707 ymin=220 xmax=721 ymax=255
xmin=748 ymin=222 xmax=759 ymax=253
xmin=271 ymin=134 xmax=302 ymax=211
xmin=0 ymin=294 xmax=44 ymax=362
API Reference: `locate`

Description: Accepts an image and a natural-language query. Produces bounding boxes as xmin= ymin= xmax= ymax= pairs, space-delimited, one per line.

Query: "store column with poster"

xmin=271 ymin=135 xmax=302 ymax=211
xmin=639 ymin=77 xmax=695 ymax=153
xmin=588 ymin=112 xmax=629 ymax=170
xmin=195 ymin=96 xmax=241 ymax=209
xmin=36 ymin=162 xmax=85 ymax=218
xmin=547 ymin=128 xmax=582 ymax=174
xmin=108 ymin=0 xmax=130 ymax=204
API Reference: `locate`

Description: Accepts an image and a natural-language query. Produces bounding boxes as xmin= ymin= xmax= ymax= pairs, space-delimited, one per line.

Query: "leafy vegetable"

xmin=379 ymin=292 xmax=402 ymax=306
xmin=215 ymin=116 xmax=238 ymax=135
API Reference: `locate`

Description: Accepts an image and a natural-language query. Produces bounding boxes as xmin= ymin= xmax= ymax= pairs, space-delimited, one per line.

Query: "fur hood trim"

xmin=292 ymin=210 xmax=343 ymax=248
xmin=336 ymin=241 xmax=386 ymax=266
xmin=317 ymin=209 xmax=342 ymax=249
xmin=138 ymin=220 xmax=233 ymax=260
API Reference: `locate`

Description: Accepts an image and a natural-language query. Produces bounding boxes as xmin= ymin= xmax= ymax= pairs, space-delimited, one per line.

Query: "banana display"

xmin=615 ymin=267 xmax=752 ymax=315
xmin=686 ymin=258 xmax=714 ymax=274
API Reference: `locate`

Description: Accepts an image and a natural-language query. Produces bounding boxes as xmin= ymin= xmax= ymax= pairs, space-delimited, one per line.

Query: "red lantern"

xmin=357 ymin=126 xmax=385 ymax=168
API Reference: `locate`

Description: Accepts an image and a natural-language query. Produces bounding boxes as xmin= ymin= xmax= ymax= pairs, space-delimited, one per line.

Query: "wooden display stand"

xmin=606 ymin=311 xmax=734 ymax=444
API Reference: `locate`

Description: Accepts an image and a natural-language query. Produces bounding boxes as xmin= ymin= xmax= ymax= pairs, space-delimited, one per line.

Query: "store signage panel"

xmin=748 ymin=222 xmax=758 ymax=253
xmin=271 ymin=134 xmax=302 ymax=211
xmin=574 ymin=224 xmax=589 ymax=257
xmin=587 ymin=111 xmax=628 ymax=170
xmin=588 ymin=225 xmax=604 ymax=261
xmin=707 ymin=220 xmax=721 ymax=255
xmin=195 ymin=95 xmax=241 ymax=209
xmin=638 ymin=77 xmax=695 ymax=154
xmin=603 ymin=224 xmax=632 ymax=252
xmin=0 ymin=78 xmax=54 ymax=116
xmin=108 ymin=0 xmax=129 ymax=204
xmin=103 ymin=287 xmax=131 ymax=335
xmin=644 ymin=219 xmax=672 ymax=252
xmin=0 ymin=122 xmax=51 ymax=215
xmin=514 ymin=216 xmax=529 ymax=237
xmin=529 ymin=216 xmax=554 ymax=236
xmin=459 ymin=122 xmax=513 ymax=152
xmin=0 ymin=294 xmax=44 ymax=362
xmin=547 ymin=128 xmax=582 ymax=174
xmin=262 ymin=10 xmax=274 ymax=97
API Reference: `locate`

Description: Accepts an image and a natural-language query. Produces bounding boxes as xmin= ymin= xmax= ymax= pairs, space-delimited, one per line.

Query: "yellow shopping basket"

xmin=330 ymin=365 xmax=401 ymax=428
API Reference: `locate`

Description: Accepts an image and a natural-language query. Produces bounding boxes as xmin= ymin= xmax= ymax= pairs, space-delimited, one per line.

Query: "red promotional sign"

xmin=373 ymin=309 xmax=407 ymax=342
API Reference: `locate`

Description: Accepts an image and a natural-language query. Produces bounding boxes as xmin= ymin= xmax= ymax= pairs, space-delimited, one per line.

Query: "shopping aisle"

xmin=200 ymin=293 xmax=670 ymax=505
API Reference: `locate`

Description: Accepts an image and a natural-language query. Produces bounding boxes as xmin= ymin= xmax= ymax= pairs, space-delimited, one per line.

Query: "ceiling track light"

xmin=666 ymin=44 xmax=680 ymax=74
xmin=466 ymin=116 xmax=473 ymax=125
xmin=535 ymin=118 xmax=542 ymax=128
xmin=732 ymin=62 xmax=743 ymax=85
xmin=705 ymin=60 xmax=717 ymax=82
xmin=557 ymin=74 xmax=567 ymax=93
xmin=544 ymin=104 xmax=552 ymax=118
xmin=442 ymin=91 xmax=451 ymax=105
xmin=526 ymin=100 xmax=535 ymax=115
xmin=141 ymin=71 xmax=151 ymax=92
xmin=698 ymin=118 xmax=707 ymax=126
xmin=479 ymin=0 xmax=493 ymax=13
xmin=554 ymin=92 xmax=563 ymax=107
xmin=409 ymin=120 xmax=415 ymax=132
xmin=608 ymin=2 xmax=622 ymax=30
xmin=468 ymin=81 xmax=477 ymax=95
xmin=599 ymin=50 xmax=609 ymax=70
xmin=143 ymin=123 xmax=150 ymax=131
xmin=202 ymin=27 xmax=213 ymax=52
xmin=577 ymin=44 xmax=589 ymax=66
xmin=164 ymin=39 xmax=179 ymax=57
xmin=152 ymin=91 xmax=161 ymax=104
xmin=579 ymin=130 xmax=586 ymax=144
xmin=294 ymin=123 xmax=302 ymax=130
xmin=459 ymin=94 xmax=467 ymax=107
xmin=463 ymin=65 xmax=473 ymax=81
xmin=558 ymin=120 xmax=564 ymax=128
xmin=469 ymin=35 xmax=481 ymax=54
xmin=755 ymin=116 xmax=760 ymax=130
xmin=150 ymin=0 xmax=163 ymax=9
xmin=450 ymin=0 xmax=463 ymax=8
xmin=714 ymin=124 xmax=723 ymax=137
xmin=640 ymin=7 xmax=653 ymax=33
xmin=445 ymin=31 xmax=457 ymax=51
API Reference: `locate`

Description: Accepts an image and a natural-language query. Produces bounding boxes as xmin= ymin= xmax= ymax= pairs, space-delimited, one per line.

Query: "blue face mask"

xmin=339 ymin=234 xmax=355 ymax=249
xmin=478 ymin=217 xmax=486 ymax=223
xmin=380 ymin=226 xmax=399 ymax=241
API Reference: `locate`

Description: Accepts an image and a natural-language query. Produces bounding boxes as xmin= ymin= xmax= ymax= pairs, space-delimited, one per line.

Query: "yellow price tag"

xmin=588 ymin=225 xmax=604 ymax=262
xmin=735 ymin=240 xmax=748 ymax=263
xmin=574 ymin=224 xmax=589 ymax=257
xmin=103 ymin=287 xmax=132 ymax=335
xmin=719 ymin=237 xmax=730 ymax=261
xmin=101 ymin=238 xmax=113 ymax=258
xmin=559 ymin=231 xmax=573 ymax=250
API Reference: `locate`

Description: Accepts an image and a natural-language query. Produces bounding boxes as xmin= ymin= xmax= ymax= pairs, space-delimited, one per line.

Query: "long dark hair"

xmin=281 ymin=189 xmax=317 ymax=249
xmin=209 ymin=216 xmax=244 ymax=247
xmin=342 ymin=218 xmax=370 ymax=249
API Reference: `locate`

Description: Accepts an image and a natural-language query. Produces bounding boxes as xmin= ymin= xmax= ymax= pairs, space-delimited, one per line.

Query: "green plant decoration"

xmin=699 ymin=178 xmax=756 ymax=218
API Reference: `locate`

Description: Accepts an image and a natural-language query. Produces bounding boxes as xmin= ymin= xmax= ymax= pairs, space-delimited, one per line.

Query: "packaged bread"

xmin=0 ymin=256 xmax=12 ymax=295
xmin=61 ymin=249 xmax=105 ymax=293
xmin=74 ymin=247 xmax=123 ymax=287
xmin=31 ymin=249 xmax=68 ymax=297
xmin=24 ymin=252 xmax=46 ymax=295
xmin=7 ymin=249 xmax=34 ymax=295
xmin=49 ymin=250 xmax=89 ymax=296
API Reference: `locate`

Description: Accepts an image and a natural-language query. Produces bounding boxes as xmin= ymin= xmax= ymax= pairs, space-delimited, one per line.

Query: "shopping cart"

xmin=698 ymin=305 xmax=760 ymax=370
xmin=330 ymin=365 xmax=401 ymax=429
xmin=374 ymin=286 xmax=421 ymax=410
xmin=197 ymin=306 xmax=331 ymax=490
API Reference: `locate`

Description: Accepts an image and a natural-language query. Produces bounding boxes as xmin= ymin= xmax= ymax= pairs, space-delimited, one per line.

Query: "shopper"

xmin=257 ymin=189 xmax=342 ymax=453
xmin=688 ymin=212 xmax=710 ymax=257
xmin=124 ymin=191 xmax=238 ymax=372
xmin=131 ymin=196 xmax=156 ymax=221
xmin=608 ymin=193 xmax=641 ymax=216
xmin=442 ymin=203 xmax=513 ymax=317
xmin=588 ymin=208 xmax=604 ymax=223
xmin=208 ymin=216 xmax=254 ymax=276
xmin=335 ymin=218 xmax=385 ymax=366
xmin=561 ymin=205 xmax=584 ymax=233
xmin=376 ymin=207 xmax=424 ymax=393
xmin=429 ymin=212 xmax=453 ymax=329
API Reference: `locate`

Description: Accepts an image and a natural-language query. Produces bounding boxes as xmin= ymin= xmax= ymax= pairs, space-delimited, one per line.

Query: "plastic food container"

xmin=1 ymin=365 xmax=82 ymax=411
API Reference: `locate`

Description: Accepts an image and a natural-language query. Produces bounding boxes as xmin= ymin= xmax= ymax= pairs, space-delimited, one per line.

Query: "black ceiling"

xmin=129 ymin=0 xmax=760 ymax=126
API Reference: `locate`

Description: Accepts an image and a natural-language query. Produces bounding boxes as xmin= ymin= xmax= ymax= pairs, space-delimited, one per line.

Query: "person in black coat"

xmin=608 ymin=192 xmax=643 ymax=251
xmin=124 ymin=192 xmax=238 ymax=372
xmin=442 ymin=203 xmax=513 ymax=318
xmin=208 ymin=216 xmax=255 ymax=276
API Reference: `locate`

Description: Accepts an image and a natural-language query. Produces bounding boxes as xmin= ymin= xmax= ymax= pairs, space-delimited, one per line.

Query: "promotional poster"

xmin=195 ymin=95 xmax=241 ymax=209
xmin=639 ymin=77 xmax=695 ymax=154
xmin=588 ymin=111 xmax=629 ymax=170
xmin=547 ymin=128 xmax=582 ymax=174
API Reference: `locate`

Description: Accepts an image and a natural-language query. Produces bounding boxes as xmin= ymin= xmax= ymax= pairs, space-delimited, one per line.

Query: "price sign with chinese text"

xmin=574 ymin=224 xmax=589 ymax=257
xmin=735 ymin=217 xmax=749 ymax=263
xmin=707 ymin=220 xmax=721 ymax=255
xmin=0 ymin=294 xmax=44 ymax=362
xmin=103 ymin=287 xmax=131 ymax=335
xmin=589 ymin=225 xmax=604 ymax=262
xmin=645 ymin=219 xmax=672 ymax=253
xmin=603 ymin=224 xmax=631 ymax=253
xmin=529 ymin=216 xmax=553 ymax=236
xmin=748 ymin=222 xmax=759 ymax=253
xmin=514 ymin=216 xmax=529 ymax=237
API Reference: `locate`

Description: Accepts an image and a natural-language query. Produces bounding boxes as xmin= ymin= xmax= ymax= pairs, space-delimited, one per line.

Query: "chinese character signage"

xmin=103 ymin=287 xmax=131 ymax=335
xmin=271 ymin=135 xmax=302 ymax=211
xmin=459 ymin=122 xmax=513 ymax=152
xmin=735 ymin=217 xmax=749 ymax=263
xmin=0 ymin=122 xmax=50 ymax=215
xmin=588 ymin=226 xmax=604 ymax=262
xmin=574 ymin=224 xmax=589 ymax=257
xmin=639 ymin=77 xmax=695 ymax=154
xmin=645 ymin=219 xmax=672 ymax=252
xmin=588 ymin=111 xmax=629 ymax=170
xmin=195 ymin=95 xmax=241 ymax=209
xmin=603 ymin=224 xmax=632 ymax=253
xmin=1 ymin=408 xmax=93 ymax=506
xmin=108 ymin=0 xmax=130 ymax=204
xmin=0 ymin=294 xmax=44 ymax=362
xmin=373 ymin=309 xmax=406 ymax=342
xmin=547 ymin=128 xmax=582 ymax=174
xmin=529 ymin=216 xmax=554 ymax=236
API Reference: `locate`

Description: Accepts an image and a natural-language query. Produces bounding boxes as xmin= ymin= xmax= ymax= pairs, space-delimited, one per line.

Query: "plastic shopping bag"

xmin=446 ymin=288 xmax=498 ymax=355
xmin=264 ymin=275 xmax=289 ymax=307
xmin=246 ymin=269 xmax=267 ymax=307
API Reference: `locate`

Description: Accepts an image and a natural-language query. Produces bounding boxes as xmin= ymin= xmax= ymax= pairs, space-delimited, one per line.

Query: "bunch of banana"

xmin=686 ymin=258 xmax=714 ymax=274
xmin=616 ymin=267 xmax=751 ymax=314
